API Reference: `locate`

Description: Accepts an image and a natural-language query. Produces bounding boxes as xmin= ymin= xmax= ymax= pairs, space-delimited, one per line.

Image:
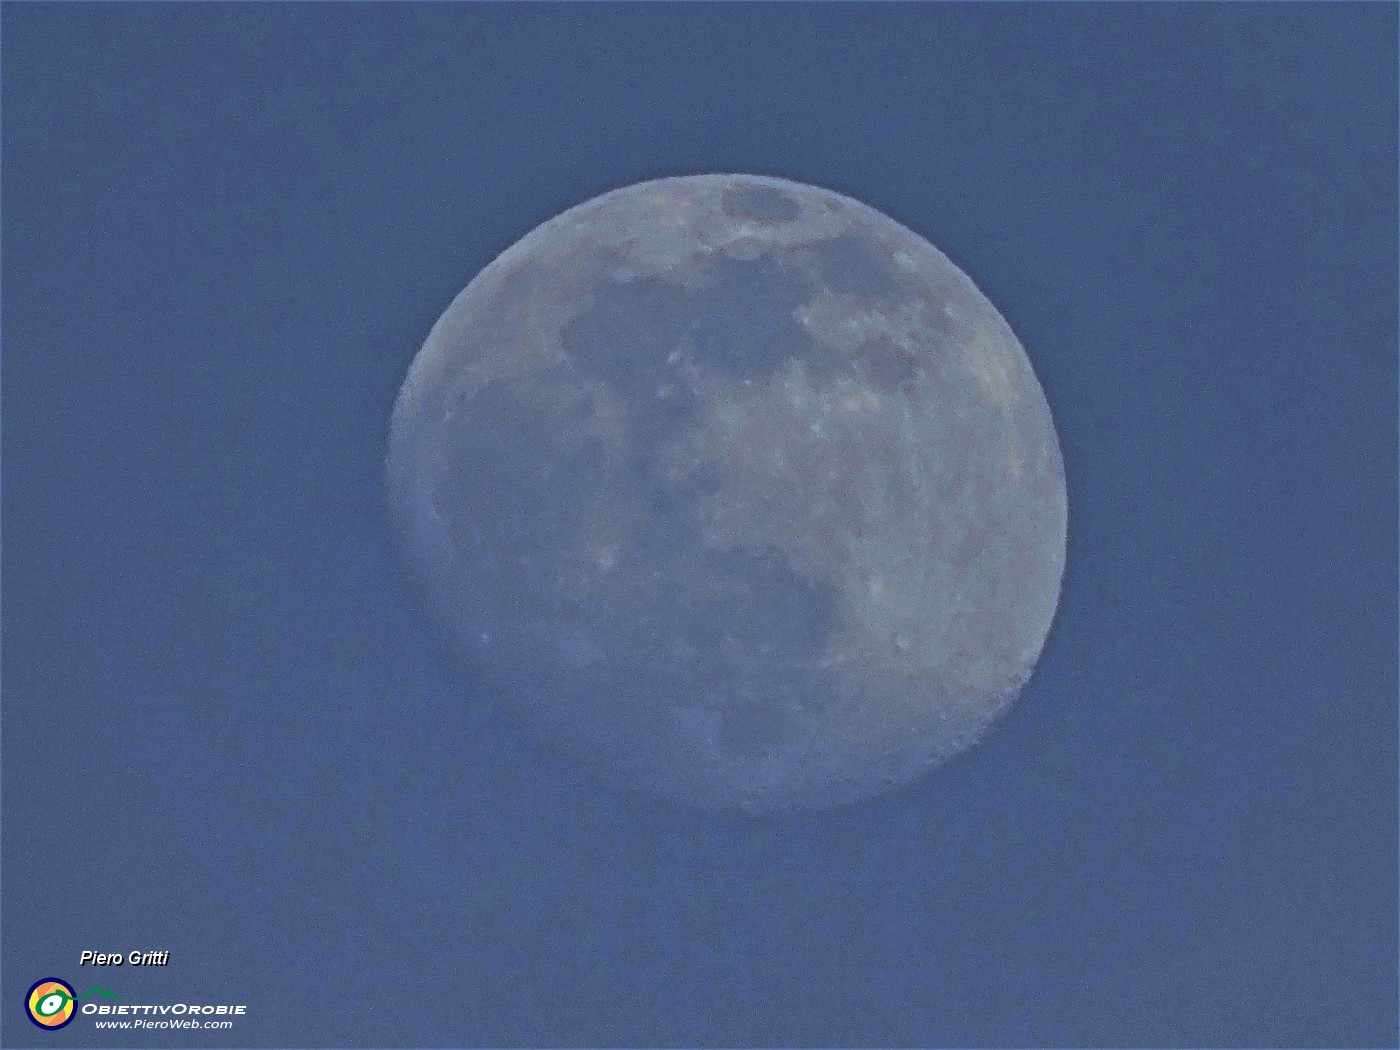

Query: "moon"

xmin=387 ymin=174 xmax=1066 ymax=812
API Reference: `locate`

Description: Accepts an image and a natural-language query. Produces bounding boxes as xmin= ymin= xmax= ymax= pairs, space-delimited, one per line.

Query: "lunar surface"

xmin=387 ymin=174 xmax=1066 ymax=812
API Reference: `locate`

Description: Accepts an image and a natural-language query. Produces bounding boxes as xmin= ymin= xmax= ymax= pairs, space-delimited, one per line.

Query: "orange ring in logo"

xmin=27 ymin=979 xmax=76 ymax=1030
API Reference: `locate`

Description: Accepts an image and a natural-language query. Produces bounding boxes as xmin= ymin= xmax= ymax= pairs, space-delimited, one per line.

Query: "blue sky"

xmin=4 ymin=5 xmax=1396 ymax=1046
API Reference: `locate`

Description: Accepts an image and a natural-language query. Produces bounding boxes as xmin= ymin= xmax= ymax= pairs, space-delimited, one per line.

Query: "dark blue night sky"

xmin=4 ymin=5 xmax=1396 ymax=1047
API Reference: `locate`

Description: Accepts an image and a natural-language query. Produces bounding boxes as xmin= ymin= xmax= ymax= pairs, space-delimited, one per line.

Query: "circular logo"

xmin=26 ymin=978 xmax=76 ymax=1030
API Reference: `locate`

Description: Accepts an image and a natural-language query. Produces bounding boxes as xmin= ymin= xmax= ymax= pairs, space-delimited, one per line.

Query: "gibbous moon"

xmin=387 ymin=174 xmax=1066 ymax=812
